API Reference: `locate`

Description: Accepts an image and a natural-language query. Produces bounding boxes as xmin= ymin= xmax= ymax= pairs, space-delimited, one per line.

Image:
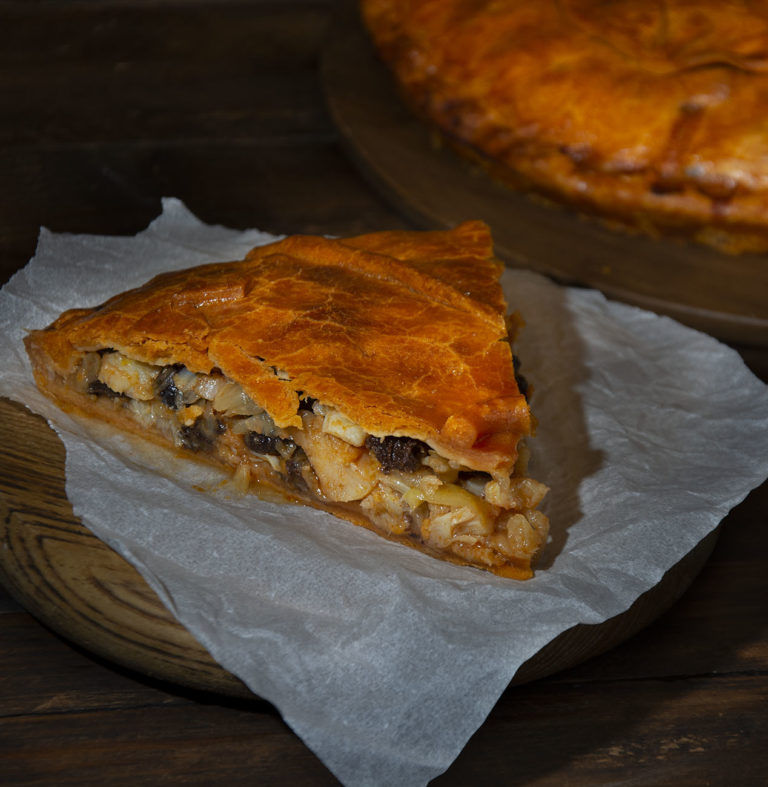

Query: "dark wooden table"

xmin=1 ymin=2 xmax=766 ymax=784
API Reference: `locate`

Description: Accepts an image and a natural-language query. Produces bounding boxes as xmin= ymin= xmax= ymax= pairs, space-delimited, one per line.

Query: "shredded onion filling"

xmin=69 ymin=348 xmax=548 ymax=567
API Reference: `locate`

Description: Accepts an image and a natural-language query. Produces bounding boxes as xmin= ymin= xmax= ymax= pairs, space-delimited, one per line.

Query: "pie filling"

xmin=64 ymin=348 xmax=549 ymax=572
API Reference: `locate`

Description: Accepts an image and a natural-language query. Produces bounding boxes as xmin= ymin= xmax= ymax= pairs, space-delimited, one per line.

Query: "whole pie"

xmin=361 ymin=0 xmax=768 ymax=253
xmin=25 ymin=222 xmax=549 ymax=579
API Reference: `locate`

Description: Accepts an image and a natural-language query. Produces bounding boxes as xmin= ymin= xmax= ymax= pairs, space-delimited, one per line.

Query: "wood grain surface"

xmin=322 ymin=0 xmax=768 ymax=347
xmin=1 ymin=1 xmax=767 ymax=785
xmin=0 ymin=399 xmax=250 ymax=699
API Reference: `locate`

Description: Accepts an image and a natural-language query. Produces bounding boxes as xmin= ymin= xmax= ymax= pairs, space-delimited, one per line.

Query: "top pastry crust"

xmin=26 ymin=221 xmax=529 ymax=474
xmin=361 ymin=0 xmax=768 ymax=253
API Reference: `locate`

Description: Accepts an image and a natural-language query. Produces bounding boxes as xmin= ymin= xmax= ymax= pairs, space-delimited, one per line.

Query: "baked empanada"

xmin=24 ymin=222 xmax=549 ymax=578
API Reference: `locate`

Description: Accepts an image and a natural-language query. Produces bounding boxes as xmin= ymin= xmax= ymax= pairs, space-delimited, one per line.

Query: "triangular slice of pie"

xmin=24 ymin=221 xmax=549 ymax=578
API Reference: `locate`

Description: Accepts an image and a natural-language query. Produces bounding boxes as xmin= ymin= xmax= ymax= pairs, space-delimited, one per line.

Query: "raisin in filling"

xmin=245 ymin=431 xmax=296 ymax=458
xmin=285 ymin=451 xmax=311 ymax=492
xmin=87 ymin=380 xmax=125 ymax=399
xmin=155 ymin=365 xmax=184 ymax=410
xmin=179 ymin=416 xmax=225 ymax=452
xmin=365 ymin=435 xmax=429 ymax=473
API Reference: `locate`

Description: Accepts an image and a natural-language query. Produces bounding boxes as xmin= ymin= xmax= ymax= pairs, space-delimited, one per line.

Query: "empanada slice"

xmin=24 ymin=221 xmax=549 ymax=578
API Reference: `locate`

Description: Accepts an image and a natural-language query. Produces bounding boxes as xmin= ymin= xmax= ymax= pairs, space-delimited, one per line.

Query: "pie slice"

xmin=24 ymin=221 xmax=549 ymax=578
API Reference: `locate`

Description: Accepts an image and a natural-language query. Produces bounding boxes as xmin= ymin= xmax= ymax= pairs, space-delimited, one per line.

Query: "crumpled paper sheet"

xmin=2 ymin=198 xmax=768 ymax=786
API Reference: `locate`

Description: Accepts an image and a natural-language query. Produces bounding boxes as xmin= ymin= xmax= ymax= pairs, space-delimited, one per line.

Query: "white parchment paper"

xmin=2 ymin=198 xmax=768 ymax=786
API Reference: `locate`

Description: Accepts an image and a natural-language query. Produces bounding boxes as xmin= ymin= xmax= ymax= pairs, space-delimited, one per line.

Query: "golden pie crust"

xmin=361 ymin=0 xmax=768 ymax=253
xmin=25 ymin=222 xmax=549 ymax=578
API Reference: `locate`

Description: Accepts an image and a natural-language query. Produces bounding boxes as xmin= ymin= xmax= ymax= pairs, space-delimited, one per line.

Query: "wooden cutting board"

xmin=320 ymin=1 xmax=768 ymax=347
xmin=0 ymin=396 xmax=719 ymax=695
